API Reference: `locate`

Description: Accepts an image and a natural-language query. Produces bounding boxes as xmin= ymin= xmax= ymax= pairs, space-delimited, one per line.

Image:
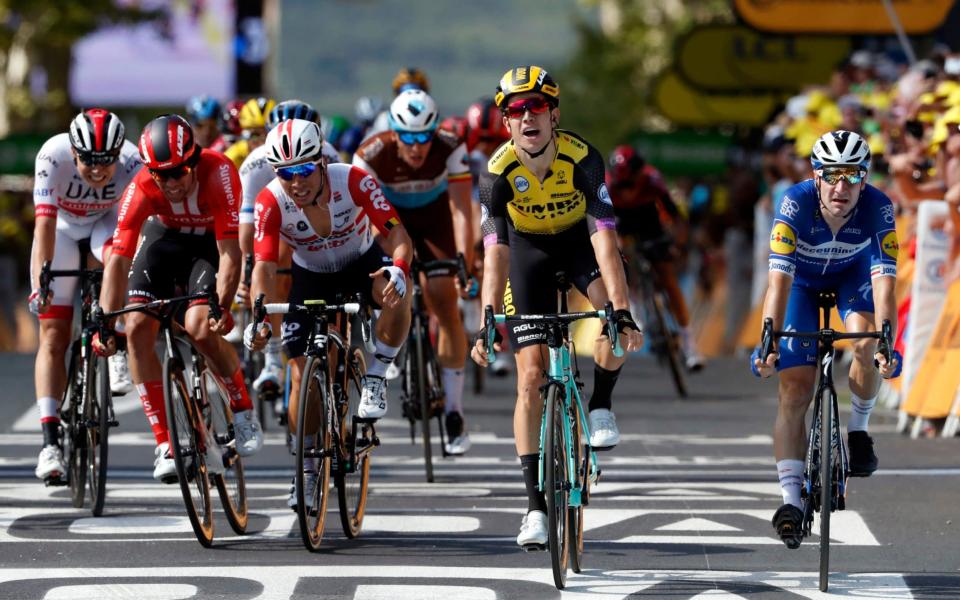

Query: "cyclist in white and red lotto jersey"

xmin=236 ymin=100 xmax=340 ymax=393
xmin=30 ymin=108 xmax=141 ymax=484
xmin=245 ymin=120 xmax=412 ymax=506
xmin=94 ymin=114 xmax=263 ymax=484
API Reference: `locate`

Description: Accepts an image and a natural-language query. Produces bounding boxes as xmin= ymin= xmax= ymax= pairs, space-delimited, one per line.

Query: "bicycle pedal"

xmin=44 ymin=475 xmax=68 ymax=487
xmin=354 ymin=416 xmax=379 ymax=424
xmin=592 ymin=444 xmax=616 ymax=452
xmin=522 ymin=543 xmax=547 ymax=553
xmin=107 ymin=419 xmax=120 ymax=427
xmin=159 ymin=473 xmax=179 ymax=485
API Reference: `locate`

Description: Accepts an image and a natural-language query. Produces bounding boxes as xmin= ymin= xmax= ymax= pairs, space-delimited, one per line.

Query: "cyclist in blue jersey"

xmin=752 ymin=130 xmax=901 ymax=548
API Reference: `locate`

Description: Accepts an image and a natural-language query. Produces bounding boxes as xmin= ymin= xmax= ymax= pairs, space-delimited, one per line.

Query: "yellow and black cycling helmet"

xmin=238 ymin=97 xmax=277 ymax=130
xmin=494 ymin=66 xmax=560 ymax=109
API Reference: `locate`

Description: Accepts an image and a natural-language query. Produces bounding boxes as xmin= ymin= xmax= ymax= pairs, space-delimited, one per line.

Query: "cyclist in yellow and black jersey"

xmin=471 ymin=65 xmax=643 ymax=548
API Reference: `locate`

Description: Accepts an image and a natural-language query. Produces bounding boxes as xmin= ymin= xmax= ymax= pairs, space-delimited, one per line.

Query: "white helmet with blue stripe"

xmin=810 ymin=130 xmax=871 ymax=171
xmin=388 ymin=89 xmax=438 ymax=133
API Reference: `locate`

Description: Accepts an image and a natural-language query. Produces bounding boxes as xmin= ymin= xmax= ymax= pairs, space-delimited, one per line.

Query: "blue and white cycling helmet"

xmin=267 ymin=100 xmax=319 ymax=130
xmin=185 ymin=95 xmax=221 ymax=123
xmin=388 ymin=89 xmax=438 ymax=133
xmin=810 ymin=130 xmax=871 ymax=171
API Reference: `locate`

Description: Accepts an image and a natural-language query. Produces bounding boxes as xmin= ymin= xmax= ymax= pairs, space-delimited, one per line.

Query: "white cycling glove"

xmin=383 ymin=265 xmax=407 ymax=298
xmin=243 ymin=321 xmax=272 ymax=350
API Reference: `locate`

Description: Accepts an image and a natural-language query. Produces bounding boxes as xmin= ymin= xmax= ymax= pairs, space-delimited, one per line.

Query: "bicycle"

xmin=255 ymin=294 xmax=378 ymax=551
xmin=482 ymin=274 xmax=623 ymax=590
xmin=629 ymin=237 xmax=687 ymax=397
xmin=99 ymin=292 xmax=247 ymax=548
xmin=399 ymin=254 xmax=470 ymax=483
xmin=760 ymin=291 xmax=892 ymax=592
xmin=38 ymin=247 xmax=118 ymax=517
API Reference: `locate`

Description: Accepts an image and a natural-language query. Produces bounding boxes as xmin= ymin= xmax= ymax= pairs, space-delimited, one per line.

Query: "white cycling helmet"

xmin=810 ymin=130 xmax=871 ymax=171
xmin=388 ymin=89 xmax=439 ymax=132
xmin=355 ymin=95 xmax=383 ymax=123
xmin=265 ymin=118 xmax=324 ymax=167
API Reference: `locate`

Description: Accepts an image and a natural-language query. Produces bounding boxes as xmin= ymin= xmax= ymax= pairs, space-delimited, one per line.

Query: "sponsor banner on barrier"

xmin=676 ymin=25 xmax=851 ymax=92
xmin=903 ymin=201 xmax=950 ymax=397
xmin=901 ymin=280 xmax=960 ymax=419
xmin=734 ymin=0 xmax=953 ymax=34
xmin=653 ymin=71 xmax=786 ymax=127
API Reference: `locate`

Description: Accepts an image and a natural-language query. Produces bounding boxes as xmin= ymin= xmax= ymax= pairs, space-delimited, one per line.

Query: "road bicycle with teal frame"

xmin=482 ymin=276 xmax=623 ymax=589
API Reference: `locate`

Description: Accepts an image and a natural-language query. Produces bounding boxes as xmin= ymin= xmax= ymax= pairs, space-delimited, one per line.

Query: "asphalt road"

xmin=1 ymin=352 xmax=959 ymax=599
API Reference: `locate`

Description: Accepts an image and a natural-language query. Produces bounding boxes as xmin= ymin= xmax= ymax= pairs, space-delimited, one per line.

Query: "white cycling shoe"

xmin=109 ymin=350 xmax=134 ymax=395
xmin=233 ymin=409 xmax=264 ymax=457
xmin=35 ymin=445 xmax=67 ymax=482
xmin=517 ymin=510 xmax=548 ymax=549
xmin=287 ymin=470 xmax=320 ymax=511
xmin=589 ymin=408 xmax=620 ymax=450
xmin=153 ymin=442 xmax=178 ymax=484
xmin=253 ymin=363 xmax=282 ymax=392
xmin=358 ymin=375 xmax=387 ymax=419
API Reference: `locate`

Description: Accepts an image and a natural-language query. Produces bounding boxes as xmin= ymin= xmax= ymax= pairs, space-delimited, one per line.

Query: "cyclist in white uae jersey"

xmin=30 ymin=109 xmax=141 ymax=483
xmin=236 ymin=100 xmax=340 ymax=391
xmin=245 ymin=119 xmax=412 ymax=509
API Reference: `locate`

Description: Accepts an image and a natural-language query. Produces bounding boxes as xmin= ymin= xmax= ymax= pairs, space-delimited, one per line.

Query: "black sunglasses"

xmin=77 ymin=152 xmax=119 ymax=167
xmin=149 ymin=164 xmax=194 ymax=180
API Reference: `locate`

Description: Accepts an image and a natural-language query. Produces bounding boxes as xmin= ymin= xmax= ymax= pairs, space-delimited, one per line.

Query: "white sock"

xmin=366 ymin=339 xmax=401 ymax=378
xmin=264 ymin=338 xmax=282 ymax=368
xmin=847 ymin=392 xmax=877 ymax=433
xmin=777 ymin=459 xmax=804 ymax=508
xmin=37 ymin=396 xmax=58 ymax=421
xmin=442 ymin=368 xmax=465 ymax=415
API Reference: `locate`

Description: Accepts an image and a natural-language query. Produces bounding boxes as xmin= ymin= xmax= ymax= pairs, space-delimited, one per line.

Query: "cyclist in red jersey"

xmin=95 ymin=114 xmax=263 ymax=483
xmin=607 ymin=145 xmax=704 ymax=371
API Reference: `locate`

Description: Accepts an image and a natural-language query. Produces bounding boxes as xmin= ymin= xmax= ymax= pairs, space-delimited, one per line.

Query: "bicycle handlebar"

xmin=760 ymin=317 xmax=893 ymax=366
xmin=482 ymin=303 xmax=624 ymax=362
xmin=100 ymin=291 xmax=221 ymax=322
xmin=254 ymin=293 xmax=375 ymax=353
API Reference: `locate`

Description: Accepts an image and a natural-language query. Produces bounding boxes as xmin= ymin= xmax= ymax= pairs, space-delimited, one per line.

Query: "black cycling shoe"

xmin=847 ymin=430 xmax=878 ymax=477
xmin=772 ymin=504 xmax=804 ymax=549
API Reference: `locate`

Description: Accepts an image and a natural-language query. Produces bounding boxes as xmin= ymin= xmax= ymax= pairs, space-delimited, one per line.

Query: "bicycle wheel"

xmin=338 ymin=346 xmax=371 ymax=538
xmin=86 ymin=354 xmax=110 ymax=516
xmin=412 ymin=319 xmax=434 ymax=483
xmin=64 ymin=346 xmax=87 ymax=507
xmin=296 ymin=355 xmax=333 ymax=551
xmin=164 ymin=354 xmax=214 ymax=547
xmin=652 ymin=294 xmax=687 ymax=397
xmin=204 ymin=371 xmax=248 ymax=535
xmin=818 ymin=387 xmax=835 ymax=591
xmin=544 ymin=384 xmax=570 ymax=589
xmin=568 ymin=398 xmax=588 ymax=573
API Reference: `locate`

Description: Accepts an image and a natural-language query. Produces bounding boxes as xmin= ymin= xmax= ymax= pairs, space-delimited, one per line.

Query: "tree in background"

xmin=0 ymin=0 xmax=161 ymax=137
xmin=559 ymin=0 xmax=732 ymax=153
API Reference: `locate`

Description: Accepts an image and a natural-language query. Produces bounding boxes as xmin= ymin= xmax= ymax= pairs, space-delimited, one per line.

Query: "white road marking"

xmin=44 ymin=584 xmax=197 ymax=600
xmin=655 ymin=518 xmax=742 ymax=532
xmin=355 ymin=585 xmax=496 ymax=600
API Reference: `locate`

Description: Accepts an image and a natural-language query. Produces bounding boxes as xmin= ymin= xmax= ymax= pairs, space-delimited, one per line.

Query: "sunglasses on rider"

xmin=503 ymin=96 xmax=551 ymax=119
xmin=76 ymin=151 xmax=119 ymax=167
xmin=395 ymin=130 xmax=435 ymax=146
xmin=275 ymin=161 xmax=320 ymax=181
xmin=149 ymin=164 xmax=194 ymax=180
xmin=819 ymin=168 xmax=866 ymax=185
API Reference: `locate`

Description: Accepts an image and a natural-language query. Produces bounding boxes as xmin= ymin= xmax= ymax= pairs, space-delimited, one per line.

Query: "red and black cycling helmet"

xmin=220 ymin=99 xmax=245 ymax=138
xmin=439 ymin=115 xmax=467 ymax=142
xmin=608 ymin=144 xmax=645 ymax=185
xmin=465 ymin=98 xmax=509 ymax=150
xmin=138 ymin=114 xmax=199 ymax=170
xmin=68 ymin=108 xmax=125 ymax=164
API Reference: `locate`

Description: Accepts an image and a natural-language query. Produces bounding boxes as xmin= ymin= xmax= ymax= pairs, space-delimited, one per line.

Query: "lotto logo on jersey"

xmin=769 ymin=221 xmax=796 ymax=255
xmin=880 ymin=230 xmax=899 ymax=260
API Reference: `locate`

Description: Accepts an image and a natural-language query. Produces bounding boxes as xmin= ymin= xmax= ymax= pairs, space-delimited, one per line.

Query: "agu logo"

xmin=769 ymin=222 xmax=796 ymax=255
xmin=881 ymin=231 xmax=899 ymax=260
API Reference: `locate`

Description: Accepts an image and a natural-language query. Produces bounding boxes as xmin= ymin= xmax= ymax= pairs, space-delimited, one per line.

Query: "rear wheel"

xmin=164 ymin=355 xmax=214 ymax=547
xmin=64 ymin=347 xmax=87 ymax=508
xmin=568 ymin=398 xmax=588 ymax=573
xmin=86 ymin=354 xmax=110 ymax=516
xmin=652 ymin=293 xmax=687 ymax=397
xmin=338 ymin=347 xmax=371 ymax=538
xmin=296 ymin=356 xmax=332 ymax=551
xmin=204 ymin=371 xmax=248 ymax=535
xmin=819 ymin=389 xmax=833 ymax=592
xmin=544 ymin=384 xmax=570 ymax=589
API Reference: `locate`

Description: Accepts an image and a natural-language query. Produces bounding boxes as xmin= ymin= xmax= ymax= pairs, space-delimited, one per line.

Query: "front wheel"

xmin=337 ymin=347 xmax=371 ymax=538
xmin=568 ymin=398 xmax=588 ymax=573
xmin=544 ymin=384 xmax=570 ymax=589
xmin=411 ymin=323 xmax=434 ymax=483
xmin=86 ymin=354 xmax=110 ymax=516
xmin=63 ymin=346 xmax=87 ymax=508
xmin=819 ymin=388 xmax=833 ymax=592
xmin=164 ymin=355 xmax=214 ymax=547
xmin=204 ymin=371 xmax=248 ymax=535
xmin=296 ymin=356 xmax=332 ymax=551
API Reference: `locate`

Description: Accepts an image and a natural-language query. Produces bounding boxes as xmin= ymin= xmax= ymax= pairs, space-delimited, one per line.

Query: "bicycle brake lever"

xmin=603 ymin=301 xmax=624 ymax=358
xmin=484 ymin=305 xmax=496 ymax=363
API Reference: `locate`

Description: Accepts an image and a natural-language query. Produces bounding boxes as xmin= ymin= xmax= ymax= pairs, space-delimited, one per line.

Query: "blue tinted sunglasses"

xmin=396 ymin=130 xmax=434 ymax=145
xmin=276 ymin=161 xmax=320 ymax=181
xmin=819 ymin=168 xmax=865 ymax=185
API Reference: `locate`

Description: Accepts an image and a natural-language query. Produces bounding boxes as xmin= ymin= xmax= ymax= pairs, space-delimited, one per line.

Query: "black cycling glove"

xmin=612 ymin=309 xmax=640 ymax=334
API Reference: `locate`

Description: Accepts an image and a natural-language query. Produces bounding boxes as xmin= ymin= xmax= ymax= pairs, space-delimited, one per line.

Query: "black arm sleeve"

xmin=478 ymin=168 xmax=511 ymax=246
xmin=573 ymin=143 xmax=616 ymax=235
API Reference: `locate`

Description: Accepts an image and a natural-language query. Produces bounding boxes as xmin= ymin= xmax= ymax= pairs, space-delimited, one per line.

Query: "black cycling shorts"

xmin=503 ymin=222 xmax=601 ymax=349
xmin=127 ymin=218 xmax=219 ymax=307
xmin=281 ymin=246 xmax=390 ymax=359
